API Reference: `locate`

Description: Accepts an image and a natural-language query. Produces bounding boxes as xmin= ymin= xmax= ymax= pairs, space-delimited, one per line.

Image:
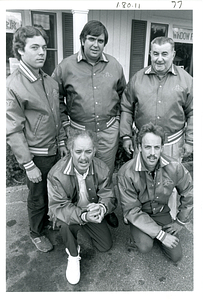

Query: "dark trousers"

xmin=60 ymin=219 xmax=113 ymax=256
xmin=130 ymin=205 xmax=182 ymax=262
xmin=26 ymin=155 xmax=59 ymax=238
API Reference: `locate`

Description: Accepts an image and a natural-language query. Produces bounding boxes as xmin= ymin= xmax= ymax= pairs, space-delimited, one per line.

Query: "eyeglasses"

xmin=86 ymin=36 xmax=105 ymax=45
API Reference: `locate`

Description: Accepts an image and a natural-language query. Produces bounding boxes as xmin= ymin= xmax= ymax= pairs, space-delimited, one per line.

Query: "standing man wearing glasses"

xmin=52 ymin=20 xmax=127 ymax=228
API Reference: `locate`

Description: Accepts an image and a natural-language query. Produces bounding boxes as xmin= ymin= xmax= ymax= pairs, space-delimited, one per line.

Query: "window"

xmin=6 ymin=11 xmax=22 ymax=76
xmin=174 ymin=43 xmax=193 ymax=76
xmin=31 ymin=11 xmax=57 ymax=75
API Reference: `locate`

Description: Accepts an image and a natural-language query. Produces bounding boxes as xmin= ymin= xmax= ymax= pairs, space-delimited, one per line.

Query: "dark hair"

xmin=12 ymin=25 xmax=49 ymax=60
xmin=151 ymin=36 xmax=175 ymax=51
xmin=79 ymin=20 xmax=108 ymax=46
xmin=137 ymin=122 xmax=165 ymax=146
xmin=67 ymin=128 xmax=98 ymax=151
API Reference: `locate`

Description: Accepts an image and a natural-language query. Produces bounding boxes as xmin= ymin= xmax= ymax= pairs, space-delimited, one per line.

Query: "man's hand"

xmin=182 ymin=143 xmax=193 ymax=158
xmin=26 ymin=166 xmax=42 ymax=183
xmin=161 ymin=232 xmax=179 ymax=248
xmin=86 ymin=203 xmax=105 ymax=223
xmin=163 ymin=221 xmax=183 ymax=236
xmin=123 ymin=139 xmax=134 ymax=156
xmin=59 ymin=145 xmax=68 ymax=157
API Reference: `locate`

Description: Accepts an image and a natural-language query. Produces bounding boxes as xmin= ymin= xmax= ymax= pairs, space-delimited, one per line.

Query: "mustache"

xmin=147 ymin=155 xmax=157 ymax=160
xmin=79 ymin=159 xmax=89 ymax=163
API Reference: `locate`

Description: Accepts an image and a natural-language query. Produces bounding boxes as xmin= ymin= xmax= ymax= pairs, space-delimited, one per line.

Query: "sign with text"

xmin=6 ymin=12 xmax=22 ymax=33
xmin=173 ymin=26 xmax=193 ymax=43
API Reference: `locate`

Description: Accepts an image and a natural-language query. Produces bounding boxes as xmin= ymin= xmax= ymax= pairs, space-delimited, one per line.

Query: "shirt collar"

xmin=19 ymin=60 xmax=46 ymax=82
xmin=77 ymin=47 xmax=109 ymax=63
xmin=145 ymin=64 xmax=177 ymax=76
xmin=135 ymin=151 xmax=170 ymax=172
xmin=63 ymin=156 xmax=94 ymax=176
xmin=74 ymin=167 xmax=89 ymax=180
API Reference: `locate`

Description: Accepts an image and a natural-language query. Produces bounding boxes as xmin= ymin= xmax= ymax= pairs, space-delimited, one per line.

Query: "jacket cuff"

xmin=156 ymin=230 xmax=167 ymax=242
xmin=58 ymin=140 xmax=66 ymax=147
xmin=80 ymin=212 xmax=87 ymax=222
xmin=99 ymin=203 xmax=107 ymax=215
xmin=176 ymin=218 xmax=186 ymax=226
xmin=185 ymin=140 xmax=193 ymax=146
xmin=23 ymin=160 xmax=36 ymax=171
xmin=122 ymin=135 xmax=132 ymax=140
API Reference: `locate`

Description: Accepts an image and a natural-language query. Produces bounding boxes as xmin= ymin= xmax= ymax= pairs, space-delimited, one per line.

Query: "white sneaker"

xmin=66 ymin=246 xmax=81 ymax=284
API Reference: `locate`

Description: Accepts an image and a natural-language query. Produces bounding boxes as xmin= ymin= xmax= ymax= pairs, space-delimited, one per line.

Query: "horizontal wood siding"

xmin=88 ymin=10 xmax=134 ymax=81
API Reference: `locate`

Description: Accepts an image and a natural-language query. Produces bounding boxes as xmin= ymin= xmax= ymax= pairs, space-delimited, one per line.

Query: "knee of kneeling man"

xmin=99 ymin=240 xmax=113 ymax=253
xmin=171 ymin=251 xmax=183 ymax=263
xmin=138 ymin=243 xmax=153 ymax=254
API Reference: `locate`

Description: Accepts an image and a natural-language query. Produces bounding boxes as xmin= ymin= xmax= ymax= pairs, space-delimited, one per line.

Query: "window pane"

xmin=174 ymin=43 xmax=193 ymax=76
xmin=6 ymin=11 xmax=22 ymax=33
xmin=6 ymin=11 xmax=22 ymax=76
xmin=150 ymin=23 xmax=168 ymax=41
xmin=42 ymin=50 xmax=56 ymax=76
xmin=32 ymin=13 xmax=55 ymax=49
xmin=31 ymin=12 xmax=57 ymax=76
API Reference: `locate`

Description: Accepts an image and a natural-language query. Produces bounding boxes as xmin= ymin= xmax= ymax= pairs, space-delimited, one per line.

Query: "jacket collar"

xmin=63 ymin=156 xmax=94 ymax=176
xmin=145 ymin=64 xmax=177 ymax=76
xmin=135 ymin=151 xmax=170 ymax=172
xmin=77 ymin=47 xmax=109 ymax=63
xmin=19 ymin=60 xmax=46 ymax=82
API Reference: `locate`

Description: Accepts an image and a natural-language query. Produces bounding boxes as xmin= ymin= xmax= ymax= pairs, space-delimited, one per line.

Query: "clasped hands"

xmin=85 ymin=203 xmax=106 ymax=223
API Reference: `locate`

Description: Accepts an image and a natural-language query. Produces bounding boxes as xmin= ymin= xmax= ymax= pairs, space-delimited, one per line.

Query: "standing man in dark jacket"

xmin=6 ymin=26 xmax=68 ymax=252
xmin=52 ymin=20 xmax=127 ymax=228
xmin=118 ymin=123 xmax=193 ymax=263
xmin=47 ymin=129 xmax=117 ymax=285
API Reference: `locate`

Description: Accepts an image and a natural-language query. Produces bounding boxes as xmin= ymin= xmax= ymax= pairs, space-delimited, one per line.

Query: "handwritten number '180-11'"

xmin=116 ymin=2 xmax=140 ymax=9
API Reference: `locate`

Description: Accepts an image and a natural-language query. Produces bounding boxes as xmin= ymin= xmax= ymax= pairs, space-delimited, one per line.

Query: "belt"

xmin=164 ymin=127 xmax=185 ymax=145
xmin=68 ymin=116 xmax=120 ymax=132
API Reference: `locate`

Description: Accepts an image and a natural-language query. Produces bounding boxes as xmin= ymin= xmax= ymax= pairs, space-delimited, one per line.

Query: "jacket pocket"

xmin=33 ymin=114 xmax=43 ymax=136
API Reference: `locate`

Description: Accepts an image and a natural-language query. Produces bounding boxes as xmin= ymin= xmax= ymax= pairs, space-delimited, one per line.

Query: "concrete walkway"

xmin=6 ymin=180 xmax=194 ymax=293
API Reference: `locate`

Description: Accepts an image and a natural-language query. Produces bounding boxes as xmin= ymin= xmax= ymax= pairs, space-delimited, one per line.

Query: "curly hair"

xmin=67 ymin=128 xmax=98 ymax=152
xmin=137 ymin=122 xmax=165 ymax=146
xmin=12 ymin=25 xmax=49 ymax=60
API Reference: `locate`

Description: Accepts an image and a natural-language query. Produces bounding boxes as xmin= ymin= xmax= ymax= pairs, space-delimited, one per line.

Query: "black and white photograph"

xmin=3 ymin=0 xmax=203 ymax=297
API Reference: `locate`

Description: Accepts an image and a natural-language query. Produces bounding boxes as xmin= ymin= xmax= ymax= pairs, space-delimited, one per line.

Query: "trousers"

xmin=163 ymin=135 xmax=184 ymax=219
xmin=129 ymin=206 xmax=182 ymax=262
xmin=95 ymin=120 xmax=119 ymax=177
xmin=26 ymin=155 xmax=59 ymax=238
xmin=59 ymin=219 xmax=113 ymax=256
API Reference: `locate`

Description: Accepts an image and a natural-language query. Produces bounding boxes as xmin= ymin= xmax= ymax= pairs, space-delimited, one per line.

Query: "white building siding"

xmin=88 ymin=10 xmax=192 ymax=81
